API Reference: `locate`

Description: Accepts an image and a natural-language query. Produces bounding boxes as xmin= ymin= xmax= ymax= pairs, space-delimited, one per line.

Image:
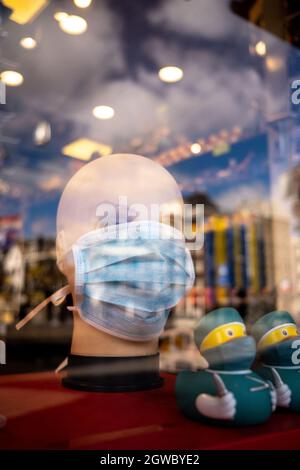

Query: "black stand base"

xmin=62 ymin=353 xmax=164 ymax=392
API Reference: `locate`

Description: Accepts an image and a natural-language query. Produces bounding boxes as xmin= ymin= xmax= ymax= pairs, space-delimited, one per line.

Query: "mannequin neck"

xmin=71 ymin=311 xmax=158 ymax=357
xmin=63 ymin=296 xmax=162 ymax=392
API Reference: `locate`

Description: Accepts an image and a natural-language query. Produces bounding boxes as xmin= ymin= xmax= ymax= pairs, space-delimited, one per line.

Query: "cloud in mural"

xmin=215 ymin=183 xmax=271 ymax=216
xmin=148 ymin=0 xmax=244 ymax=40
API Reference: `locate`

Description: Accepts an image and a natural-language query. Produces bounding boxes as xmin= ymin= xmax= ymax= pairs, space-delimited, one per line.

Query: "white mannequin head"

xmin=56 ymin=154 xmax=185 ymax=357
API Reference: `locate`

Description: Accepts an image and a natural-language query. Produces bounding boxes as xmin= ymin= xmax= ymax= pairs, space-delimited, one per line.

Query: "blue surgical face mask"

xmin=259 ymin=336 xmax=300 ymax=367
xmin=202 ymin=336 xmax=256 ymax=371
xmin=72 ymin=220 xmax=195 ymax=341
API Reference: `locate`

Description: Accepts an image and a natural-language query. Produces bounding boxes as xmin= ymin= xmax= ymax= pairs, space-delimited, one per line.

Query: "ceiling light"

xmin=20 ymin=37 xmax=37 ymax=49
xmin=158 ymin=66 xmax=183 ymax=83
xmin=33 ymin=121 xmax=51 ymax=145
xmin=93 ymin=105 xmax=115 ymax=120
xmin=266 ymin=56 xmax=283 ymax=72
xmin=0 ymin=70 xmax=24 ymax=87
xmin=54 ymin=11 xmax=68 ymax=21
xmin=74 ymin=0 xmax=92 ymax=7
xmin=58 ymin=14 xmax=87 ymax=35
xmin=255 ymin=40 xmax=267 ymax=57
xmin=190 ymin=143 xmax=202 ymax=155
xmin=3 ymin=0 xmax=48 ymax=25
xmin=62 ymin=138 xmax=112 ymax=161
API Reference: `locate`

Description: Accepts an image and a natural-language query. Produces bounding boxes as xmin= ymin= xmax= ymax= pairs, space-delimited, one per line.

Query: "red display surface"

xmin=1 ymin=372 xmax=300 ymax=450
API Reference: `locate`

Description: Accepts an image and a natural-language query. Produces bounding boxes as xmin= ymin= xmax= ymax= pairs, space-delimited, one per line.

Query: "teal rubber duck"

xmin=176 ymin=308 xmax=275 ymax=426
xmin=252 ymin=311 xmax=300 ymax=411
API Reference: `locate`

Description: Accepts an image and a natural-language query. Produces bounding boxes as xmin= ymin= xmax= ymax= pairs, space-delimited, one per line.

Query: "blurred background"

xmin=1 ymin=0 xmax=300 ymax=374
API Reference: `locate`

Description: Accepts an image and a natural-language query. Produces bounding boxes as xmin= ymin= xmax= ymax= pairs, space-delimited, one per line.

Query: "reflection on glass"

xmin=1 ymin=0 xmax=300 ymax=373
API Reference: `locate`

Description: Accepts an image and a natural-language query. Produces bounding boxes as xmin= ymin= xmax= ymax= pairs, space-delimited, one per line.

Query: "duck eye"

xmin=226 ymin=329 xmax=234 ymax=337
xmin=282 ymin=329 xmax=288 ymax=336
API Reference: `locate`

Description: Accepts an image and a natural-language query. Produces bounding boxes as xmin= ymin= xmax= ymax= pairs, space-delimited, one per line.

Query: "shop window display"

xmin=1 ymin=0 xmax=300 ymax=453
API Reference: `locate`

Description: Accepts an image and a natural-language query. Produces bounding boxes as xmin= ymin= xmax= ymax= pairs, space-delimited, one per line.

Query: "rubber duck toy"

xmin=252 ymin=311 xmax=300 ymax=411
xmin=176 ymin=308 xmax=275 ymax=426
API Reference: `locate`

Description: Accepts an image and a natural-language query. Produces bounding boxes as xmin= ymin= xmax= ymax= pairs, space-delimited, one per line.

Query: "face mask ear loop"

xmin=67 ymin=306 xmax=79 ymax=313
xmin=55 ymin=356 xmax=69 ymax=374
xmin=15 ymin=285 xmax=70 ymax=330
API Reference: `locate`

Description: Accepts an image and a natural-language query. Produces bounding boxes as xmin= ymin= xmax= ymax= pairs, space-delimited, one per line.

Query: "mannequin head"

xmin=56 ymin=154 xmax=186 ymax=357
